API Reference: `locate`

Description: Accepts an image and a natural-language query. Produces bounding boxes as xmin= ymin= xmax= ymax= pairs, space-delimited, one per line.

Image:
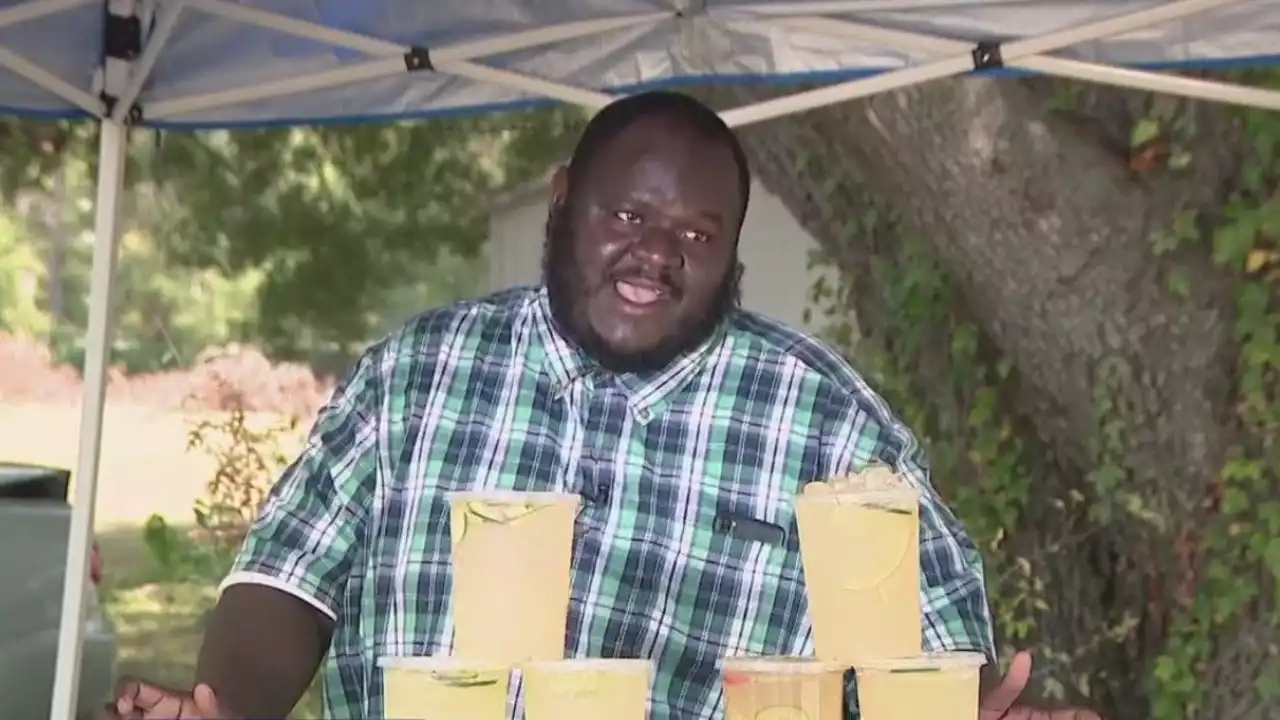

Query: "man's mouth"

xmin=613 ymin=277 xmax=672 ymax=307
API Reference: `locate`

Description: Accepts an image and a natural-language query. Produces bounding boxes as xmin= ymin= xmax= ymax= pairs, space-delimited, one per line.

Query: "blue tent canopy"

xmin=15 ymin=2 xmax=1279 ymax=719
xmin=3 ymin=0 xmax=1280 ymax=129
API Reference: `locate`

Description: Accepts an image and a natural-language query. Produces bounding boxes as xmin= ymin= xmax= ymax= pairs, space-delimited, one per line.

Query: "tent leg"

xmin=48 ymin=119 xmax=128 ymax=720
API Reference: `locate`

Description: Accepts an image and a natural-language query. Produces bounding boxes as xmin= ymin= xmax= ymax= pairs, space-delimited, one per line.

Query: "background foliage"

xmin=0 ymin=107 xmax=586 ymax=373
xmin=0 ymin=68 xmax=1275 ymax=719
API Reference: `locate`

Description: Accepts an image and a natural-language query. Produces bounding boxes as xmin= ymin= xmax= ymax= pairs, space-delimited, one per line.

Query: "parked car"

xmin=0 ymin=462 xmax=118 ymax=719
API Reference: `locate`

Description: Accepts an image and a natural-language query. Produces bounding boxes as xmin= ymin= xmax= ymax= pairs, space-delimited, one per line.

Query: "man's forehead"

xmin=600 ymin=113 xmax=720 ymax=159
xmin=586 ymin=115 xmax=739 ymax=194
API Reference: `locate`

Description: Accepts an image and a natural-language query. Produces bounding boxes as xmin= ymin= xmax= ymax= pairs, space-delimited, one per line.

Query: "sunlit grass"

xmin=98 ymin=524 xmax=323 ymax=718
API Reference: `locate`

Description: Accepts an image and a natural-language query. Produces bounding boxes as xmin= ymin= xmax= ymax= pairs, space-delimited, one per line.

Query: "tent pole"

xmin=0 ymin=0 xmax=101 ymax=113
xmin=148 ymin=0 xmax=640 ymax=121
xmin=108 ymin=0 xmax=185 ymax=124
xmin=765 ymin=15 xmax=1280 ymax=115
xmin=720 ymin=0 xmax=1242 ymax=127
xmin=0 ymin=44 xmax=100 ymax=114
xmin=48 ymin=119 xmax=128 ymax=720
xmin=0 ymin=0 xmax=95 ymax=30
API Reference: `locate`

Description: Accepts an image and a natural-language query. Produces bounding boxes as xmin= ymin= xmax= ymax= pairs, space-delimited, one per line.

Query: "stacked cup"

xmin=381 ymin=490 xmax=653 ymax=719
xmin=721 ymin=466 xmax=986 ymax=720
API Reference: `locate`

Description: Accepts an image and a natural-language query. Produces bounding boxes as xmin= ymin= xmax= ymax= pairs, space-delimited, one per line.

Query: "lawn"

xmin=94 ymin=525 xmax=215 ymax=691
xmin=0 ymin=402 xmax=321 ymax=717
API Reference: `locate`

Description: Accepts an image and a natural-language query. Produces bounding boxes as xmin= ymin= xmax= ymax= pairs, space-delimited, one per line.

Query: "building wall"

xmin=487 ymin=194 xmax=549 ymax=294
xmin=485 ymin=180 xmax=847 ymax=337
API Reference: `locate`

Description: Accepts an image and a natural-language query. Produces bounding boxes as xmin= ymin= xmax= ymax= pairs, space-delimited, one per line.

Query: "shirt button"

xmin=635 ymin=407 xmax=651 ymax=422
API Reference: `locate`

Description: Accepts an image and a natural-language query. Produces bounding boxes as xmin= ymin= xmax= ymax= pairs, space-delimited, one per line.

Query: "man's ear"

xmin=549 ymin=164 xmax=568 ymax=208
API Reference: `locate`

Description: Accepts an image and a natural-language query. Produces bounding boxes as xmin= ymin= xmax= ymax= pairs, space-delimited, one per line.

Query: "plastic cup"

xmin=379 ymin=657 xmax=509 ymax=719
xmin=523 ymin=658 xmax=652 ymax=720
xmin=721 ymin=657 xmax=848 ymax=720
xmin=854 ymin=651 xmax=987 ymax=720
xmin=448 ymin=490 xmax=580 ymax=663
xmin=793 ymin=482 xmax=922 ymax=663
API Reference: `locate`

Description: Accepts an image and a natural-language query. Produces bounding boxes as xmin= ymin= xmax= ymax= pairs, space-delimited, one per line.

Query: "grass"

xmin=96 ymin=525 xmax=214 ymax=689
xmin=0 ymin=402 xmax=320 ymax=717
xmin=96 ymin=525 xmax=324 ymax=717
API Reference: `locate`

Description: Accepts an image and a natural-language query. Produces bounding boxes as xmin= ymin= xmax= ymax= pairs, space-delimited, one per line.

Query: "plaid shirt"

xmin=223 ymin=285 xmax=994 ymax=719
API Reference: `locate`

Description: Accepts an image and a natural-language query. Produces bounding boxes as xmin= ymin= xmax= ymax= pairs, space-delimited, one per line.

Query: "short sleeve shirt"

xmin=222 ymin=286 xmax=995 ymax=719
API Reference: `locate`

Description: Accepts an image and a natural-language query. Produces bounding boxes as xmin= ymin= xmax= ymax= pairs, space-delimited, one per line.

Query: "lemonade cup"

xmin=793 ymin=476 xmax=922 ymax=664
xmin=853 ymin=651 xmax=987 ymax=720
xmin=722 ymin=656 xmax=848 ymax=720
xmin=379 ymin=657 xmax=509 ymax=719
xmin=523 ymin=658 xmax=652 ymax=720
xmin=448 ymin=490 xmax=580 ymax=663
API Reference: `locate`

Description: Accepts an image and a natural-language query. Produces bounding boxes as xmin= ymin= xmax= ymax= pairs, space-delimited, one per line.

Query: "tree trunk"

xmin=697 ymin=78 xmax=1271 ymax=718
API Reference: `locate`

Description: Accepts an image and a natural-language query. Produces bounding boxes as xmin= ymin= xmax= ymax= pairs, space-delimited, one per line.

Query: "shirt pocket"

xmin=697 ymin=481 xmax=808 ymax=657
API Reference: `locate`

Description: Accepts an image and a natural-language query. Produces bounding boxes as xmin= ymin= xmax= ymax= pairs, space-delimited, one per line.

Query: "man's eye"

xmin=683 ymin=230 xmax=710 ymax=243
xmin=614 ymin=210 xmax=641 ymax=224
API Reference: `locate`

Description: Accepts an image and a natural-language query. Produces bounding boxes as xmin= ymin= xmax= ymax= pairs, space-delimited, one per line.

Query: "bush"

xmin=0 ymin=332 xmax=82 ymax=403
xmin=0 ymin=334 xmax=334 ymax=419
xmin=185 ymin=386 xmax=299 ymax=553
xmin=144 ymin=381 xmax=301 ymax=581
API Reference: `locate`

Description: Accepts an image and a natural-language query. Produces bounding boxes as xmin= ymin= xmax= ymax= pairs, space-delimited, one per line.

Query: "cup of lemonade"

xmin=523 ymin=658 xmax=652 ymax=720
xmin=853 ymin=651 xmax=987 ymax=720
xmin=792 ymin=467 xmax=922 ymax=664
xmin=722 ymin=656 xmax=848 ymax=720
xmin=380 ymin=657 xmax=509 ymax=719
xmin=448 ymin=490 xmax=580 ymax=663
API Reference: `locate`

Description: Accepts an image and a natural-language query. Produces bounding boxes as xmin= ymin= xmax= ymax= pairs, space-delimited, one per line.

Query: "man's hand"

xmin=981 ymin=651 xmax=1102 ymax=720
xmin=103 ymin=678 xmax=232 ymax=719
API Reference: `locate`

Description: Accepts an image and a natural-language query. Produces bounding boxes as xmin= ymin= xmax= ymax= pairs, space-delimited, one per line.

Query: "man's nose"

xmin=632 ymin=225 xmax=683 ymax=269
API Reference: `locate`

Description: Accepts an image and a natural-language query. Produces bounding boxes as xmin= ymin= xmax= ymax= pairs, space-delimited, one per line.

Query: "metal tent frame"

xmin=0 ymin=0 xmax=1274 ymax=717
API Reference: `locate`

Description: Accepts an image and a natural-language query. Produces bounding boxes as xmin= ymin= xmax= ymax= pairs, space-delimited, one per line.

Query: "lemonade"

xmin=793 ymin=467 xmax=921 ymax=663
xmin=380 ymin=657 xmax=509 ymax=719
xmin=523 ymin=658 xmax=652 ymax=720
xmin=448 ymin=490 xmax=580 ymax=663
xmin=721 ymin=657 xmax=848 ymax=720
xmin=853 ymin=651 xmax=987 ymax=720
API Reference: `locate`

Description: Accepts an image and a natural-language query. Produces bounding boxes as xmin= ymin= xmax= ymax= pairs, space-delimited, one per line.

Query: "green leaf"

xmin=1213 ymin=215 xmax=1260 ymax=267
xmin=1131 ymin=117 xmax=1162 ymax=148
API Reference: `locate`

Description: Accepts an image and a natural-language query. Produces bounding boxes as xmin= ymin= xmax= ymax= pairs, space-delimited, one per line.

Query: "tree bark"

xmin=697 ymin=78 xmax=1267 ymax=718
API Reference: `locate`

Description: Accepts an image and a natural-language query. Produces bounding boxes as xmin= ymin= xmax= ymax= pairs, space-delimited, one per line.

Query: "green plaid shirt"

xmin=223 ymin=285 xmax=994 ymax=719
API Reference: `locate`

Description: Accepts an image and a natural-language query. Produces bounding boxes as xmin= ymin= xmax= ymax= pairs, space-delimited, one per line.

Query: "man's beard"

xmin=542 ymin=202 xmax=741 ymax=375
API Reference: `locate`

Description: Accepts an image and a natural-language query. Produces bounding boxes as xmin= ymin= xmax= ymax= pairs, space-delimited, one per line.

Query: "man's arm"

xmin=196 ymin=585 xmax=333 ymax=717
xmin=195 ymin=348 xmax=384 ymax=717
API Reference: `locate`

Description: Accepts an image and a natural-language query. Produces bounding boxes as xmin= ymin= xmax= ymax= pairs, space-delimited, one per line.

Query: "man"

xmin=107 ymin=91 xmax=1098 ymax=719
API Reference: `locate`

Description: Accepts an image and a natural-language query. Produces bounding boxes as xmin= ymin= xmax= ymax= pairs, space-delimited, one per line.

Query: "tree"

xmin=698 ymin=74 xmax=1277 ymax=719
xmin=142 ymin=108 xmax=586 ymax=364
xmin=0 ymin=210 xmax=48 ymax=336
xmin=0 ymin=109 xmax=588 ymax=371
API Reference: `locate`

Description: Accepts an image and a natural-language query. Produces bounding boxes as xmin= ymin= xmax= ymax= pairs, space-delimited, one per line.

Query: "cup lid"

xmin=797 ymin=487 xmax=919 ymax=505
xmin=447 ymin=490 xmax=580 ymax=504
xmin=522 ymin=658 xmax=653 ymax=673
xmin=853 ymin=651 xmax=988 ymax=672
xmin=377 ymin=656 xmax=507 ymax=672
xmin=722 ymin=656 xmax=849 ymax=674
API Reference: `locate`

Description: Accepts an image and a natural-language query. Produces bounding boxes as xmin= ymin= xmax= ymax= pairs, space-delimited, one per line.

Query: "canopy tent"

xmin=0 ymin=0 xmax=1276 ymax=717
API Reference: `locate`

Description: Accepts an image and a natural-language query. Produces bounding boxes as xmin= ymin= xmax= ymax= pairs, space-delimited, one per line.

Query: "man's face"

xmin=544 ymin=114 xmax=744 ymax=374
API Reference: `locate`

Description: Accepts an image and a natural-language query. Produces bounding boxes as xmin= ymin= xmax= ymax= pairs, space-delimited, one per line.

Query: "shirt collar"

xmin=530 ymin=286 xmax=727 ymax=424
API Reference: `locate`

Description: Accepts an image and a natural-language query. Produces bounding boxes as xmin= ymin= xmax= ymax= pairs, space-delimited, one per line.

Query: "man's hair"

xmin=564 ymin=91 xmax=752 ymax=223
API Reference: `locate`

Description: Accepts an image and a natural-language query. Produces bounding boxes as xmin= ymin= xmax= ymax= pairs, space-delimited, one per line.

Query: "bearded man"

xmin=105 ymin=91 xmax=1099 ymax=720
